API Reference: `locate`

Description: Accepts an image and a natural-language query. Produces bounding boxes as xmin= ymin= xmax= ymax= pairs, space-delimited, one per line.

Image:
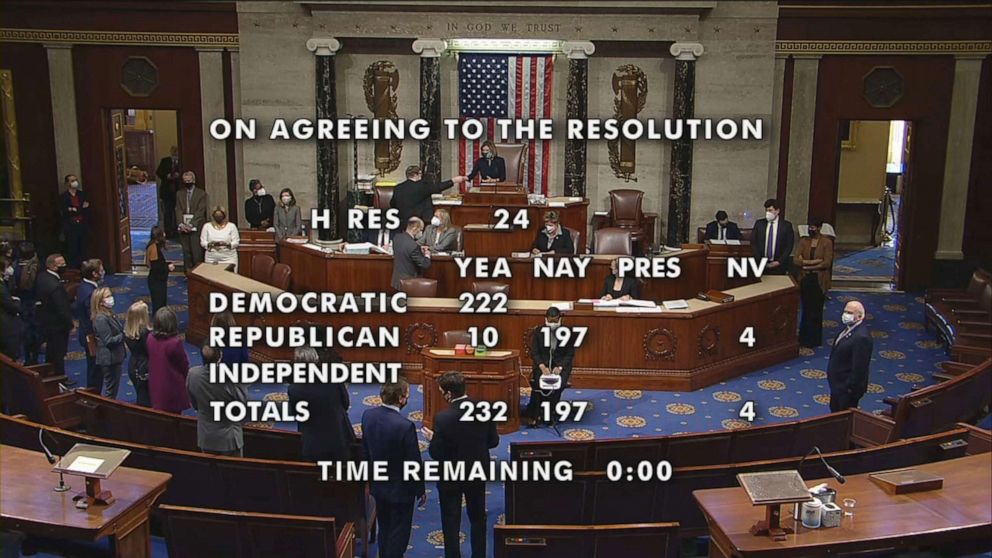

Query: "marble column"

xmin=197 ymin=48 xmax=229 ymax=213
xmin=784 ymin=55 xmax=820 ymax=230
xmin=307 ymin=37 xmax=342 ymax=241
xmin=666 ymin=42 xmax=704 ymax=246
xmin=936 ymin=54 xmax=985 ymax=261
xmin=562 ymin=41 xmax=595 ymax=197
xmin=413 ymin=39 xmax=446 ymax=185
xmin=44 ymin=44 xmax=81 ymax=191
xmin=229 ymin=48 xmax=245 ymax=224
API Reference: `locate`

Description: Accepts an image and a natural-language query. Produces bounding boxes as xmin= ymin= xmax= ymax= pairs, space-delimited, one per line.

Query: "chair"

xmin=594 ymin=228 xmax=633 ymax=256
xmin=696 ymin=227 xmax=755 ymax=243
xmin=564 ymin=227 xmax=582 ymax=254
xmin=251 ymin=254 xmax=276 ymax=284
xmin=495 ymin=143 xmax=528 ymax=187
xmin=471 ymin=281 xmax=510 ymax=296
xmin=373 ymin=186 xmax=394 ymax=210
xmin=608 ymin=189 xmax=646 ymax=252
xmin=399 ymin=278 xmax=438 ymax=297
xmin=271 ymin=263 xmax=292 ymax=290
xmin=442 ymin=330 xmax=472 ymax=347
xmin=453 ymin=227 xmax=464 ymax=252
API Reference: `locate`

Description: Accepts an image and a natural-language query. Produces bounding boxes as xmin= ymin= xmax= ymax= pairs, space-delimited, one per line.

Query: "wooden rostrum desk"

xmin=421 ymin=348 xmax=522 ymax=434
xmin=187 ymin=264 xmax=798 ymax=391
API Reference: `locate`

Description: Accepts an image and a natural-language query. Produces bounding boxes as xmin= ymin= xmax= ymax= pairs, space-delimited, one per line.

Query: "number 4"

xmin=739 ymin=401 xmax=756 ymax=422
xmin=739 ymin=327 xmax=755 ymax=348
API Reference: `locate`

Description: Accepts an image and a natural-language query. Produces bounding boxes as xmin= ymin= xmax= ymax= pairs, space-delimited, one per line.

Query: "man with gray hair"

xmin=827 ymin=300 xmax=873 ymax=412
xmin=186 ymin=345 xmax=247 ymax=456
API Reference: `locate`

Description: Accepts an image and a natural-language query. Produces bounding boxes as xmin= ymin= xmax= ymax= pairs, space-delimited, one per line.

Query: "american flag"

xmin=458 ymin=53 xmax=554 ymax=195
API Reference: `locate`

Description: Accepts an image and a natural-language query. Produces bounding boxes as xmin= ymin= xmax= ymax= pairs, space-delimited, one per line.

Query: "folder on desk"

xmin=698 ymin=290 xmax=735 ymax=303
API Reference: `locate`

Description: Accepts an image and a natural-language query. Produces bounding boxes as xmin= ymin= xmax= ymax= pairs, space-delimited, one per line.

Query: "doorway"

xmin=119 ymin=109 xmax=184 ymax=271
xmin=831 ymin=119 xmax=910 ymax=289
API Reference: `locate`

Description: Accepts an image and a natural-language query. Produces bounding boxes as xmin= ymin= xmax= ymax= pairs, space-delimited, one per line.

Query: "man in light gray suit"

xmin=391 ymin=217 xmax=432 ymax=291
xmin=187 ymin=345 xmax=247 ymax=456
xmin=175 ymin=170 xmax=208 ymax=270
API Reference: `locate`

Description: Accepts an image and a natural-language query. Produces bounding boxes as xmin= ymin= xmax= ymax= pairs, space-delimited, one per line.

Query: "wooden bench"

xmin=505 ymin=428 xmax=975 ymax=536
xmin=925 ymin=269 xmax=991 ymax=364
xmin=511 ymin=410 xmax=878 ymax=471
xmin=0 ymin=413 xmax=373 ymax=557
xmin=877 ymin=358 xmax=991 ymax=443
xmin=160 ymin=505 xmax=355 ymax=558
xmin=494 ymin=523 xmax=680 ymax=558
xmin=0 ymin=354 xmax=78 ymax=428
xmin=70 ymin=390 xmax=311 ymax=462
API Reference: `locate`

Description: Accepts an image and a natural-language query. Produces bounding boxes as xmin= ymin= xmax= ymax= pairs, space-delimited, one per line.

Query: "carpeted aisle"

xmin=47 ymin=274 xmax=971 ymax=558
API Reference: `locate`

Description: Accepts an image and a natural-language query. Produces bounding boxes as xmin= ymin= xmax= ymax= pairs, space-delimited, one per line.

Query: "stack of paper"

xmin=662 ymin=299 xmax=690 ymax=310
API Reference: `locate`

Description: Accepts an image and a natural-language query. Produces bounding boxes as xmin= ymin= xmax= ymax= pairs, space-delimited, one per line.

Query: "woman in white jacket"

xmin=201 ymin=206 xmax=240 ymax=272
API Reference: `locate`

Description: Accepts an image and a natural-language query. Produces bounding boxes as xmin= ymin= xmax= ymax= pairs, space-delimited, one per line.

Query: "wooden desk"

xmin=693 ymin=452 xmax=992 ymax=558
xmin=421 ymin=348 xmax=521 ymax=434
xmin=238 ymin=229 xmax=276 ymax=280
xmin=0 ymin=445 xmax=171 ymax=558
xmin=705 ymin=241 xmax=755 ymax=292
xmin=187 ymin=265 xmax=798 ymax=390
xmin=279 ymin=242 xmax=741 ymax=301
xmin=444 ymin=199 xmax=588 ymax=245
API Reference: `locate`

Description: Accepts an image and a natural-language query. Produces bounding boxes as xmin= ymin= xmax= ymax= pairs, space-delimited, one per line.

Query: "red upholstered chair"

xmin=608 ymin=189 xmax=646 ymax=253
xmin=594 ymin=228 xmax=633 ymax=256
xmin=471 ymin=281 xmax=511 ymax=296
xmin=373 ymin=186 xmax=394 ymax=210
xmin=270 ymin=263 xmax=292 ymax=290
xmin=442 ymin=330 xmax=472 ymax=347
xmin=251 ymin=254 xmax=276 ymax=284
xmin=564 ymin=227 xmax=582 ymax=254
xmin=399 ymin=278 xmax=438 ymax=297
xmin=494 ymin=143 xmax=528 ymax=187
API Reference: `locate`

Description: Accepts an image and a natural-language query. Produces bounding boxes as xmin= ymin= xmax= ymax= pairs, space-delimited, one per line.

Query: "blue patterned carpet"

xmin=127 ymin=181 xmax=184 ymax=266
xmin=833 ymin=241 xmax=897 ymax=280
xmin=43 ymin=275 xmax=981 ymax=557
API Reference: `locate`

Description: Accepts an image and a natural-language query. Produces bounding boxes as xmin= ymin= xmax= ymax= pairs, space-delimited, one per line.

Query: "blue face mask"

xmin=484 ymin=152 xmax=493 ymax=159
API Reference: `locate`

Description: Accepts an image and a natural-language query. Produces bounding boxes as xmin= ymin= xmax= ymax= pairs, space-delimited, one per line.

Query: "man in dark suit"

xmin=827 ymin=300 xmax=873 ymax=412
xmin=361 ymin=380 xmax=426 ymax=558
xmin=175 ymin=171 xmax=208 ymax=270
xmin=36 ymin=254 xmax=72 ymax=376
xmin=288 ymin=346 xmax=355 ymax=462
xmin=390 ymin=165 xmax=466 ymax=226
xmin=704 ymin=210 xmax=742 ymax=241
xmin=751 ymin=198 xmax=794 ymax=275
xmin=74 ymin=259 xmax=104 ymax=389
xmin=155 ymin=146 xmax=181 ymax=238
xmin=186 ymin=345 xmax=247 ymax=456
xmin=427 ymin=372 xmax=499 ymax=558
xmin=0 ymin=258 xmax=26 ymax=360
xmin=524 ymin=307 xmax=577 ymax=425
xmin=391 ymin=217 xmax=432 ymax=290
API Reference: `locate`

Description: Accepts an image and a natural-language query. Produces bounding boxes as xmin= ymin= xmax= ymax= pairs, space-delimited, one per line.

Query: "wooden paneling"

xmin=422 ymin=350 xmax=521 ymax=434
xmin=963 ymin=56 xmax=992 ymax=268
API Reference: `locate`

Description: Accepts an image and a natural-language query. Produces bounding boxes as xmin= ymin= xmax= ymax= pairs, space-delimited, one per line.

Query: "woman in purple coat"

xmin=147 ymin=307 xmax=191 ymax=413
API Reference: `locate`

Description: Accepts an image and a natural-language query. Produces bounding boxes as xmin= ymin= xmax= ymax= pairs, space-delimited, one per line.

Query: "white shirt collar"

xmin=83 ymin=278 xmax=99 ymax=288
xmin=46 ymin=269 xmax=60 ymax=279
xmin=450 ymin=395 xmax=469 ymax=404
xmin=382 ymin=403 xmax=401 ymax=413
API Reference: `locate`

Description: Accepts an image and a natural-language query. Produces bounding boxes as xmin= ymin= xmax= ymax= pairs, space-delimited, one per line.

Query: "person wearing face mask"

xmin=13 ymin=242 xmax=41 ymax=365
xmin=391 ymin=165 xmax=467 ymax=233
xmin=155 ymin=145 xmax=182 ymax=238
xmin=601 ymin=257 xmax=642 ymax=301
xmin=75 ymin=258 xmax=105 ymax=390
xmin=531 ymin=211 xmax=575 ymax=255
xmin=244 ymin=179 xmax=276 ymax=230
xmin=175 ymin=171 xmax=208 ymax=270
xmin=795 ymin=218 xmax=835 ymax=348
xmin=91 ymin=287 xmax=126 ymax=399
xmin=273 ymin=187 xmax=303 ymax=241
xmin=467 ymin=140 xmax=506 ymax=184
xmin=426 ymin=371 xmax=499 ymax=558
xmin=58 ymin=174 xmax=90 ymax=268
xmin=200 ymin=206 xmax=241 ymax=272
xmin=523 ymin=307 xmax=577 ymax=426
xmin=361 ymin=379 xmax=426 ymax=558
xmin=145 ymin=225 xmax=175 ymax=315
xmin=391 ymin=217 xmax=432 ymax=290
xmin=0 ymin=257 xmax=26 ymax=360
xmin=827 ymin=300 xmax=873 ymax=412
xmin=704 ymin=210 xmax=742 ymax=241
xmin=418 ymin=209 xmax=459 ymax=254
xmin=751 ymin=198 xmax=794 ymax=275
xmin=35 ymin=254 xmax=72 ymax=376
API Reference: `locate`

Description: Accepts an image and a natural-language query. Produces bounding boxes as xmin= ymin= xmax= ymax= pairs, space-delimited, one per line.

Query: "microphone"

xmin=39 ymin=428 xmax=57 ymax=464
xmin=798 ymin=446 xmax=846 ymax=484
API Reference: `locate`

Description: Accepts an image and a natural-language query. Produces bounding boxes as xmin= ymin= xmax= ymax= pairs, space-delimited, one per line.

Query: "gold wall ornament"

xmin=0 ymin=28 xmax=238 ymax=48
xmin=363 ymin=60 xmax=402 ymax=176
xmin=0 ymin=69 xmax=26 ymax=238
xmin=608 ymin=64 xmax=647 ymax=182
xmin=775 ymin=40 xmax=991 ymax=56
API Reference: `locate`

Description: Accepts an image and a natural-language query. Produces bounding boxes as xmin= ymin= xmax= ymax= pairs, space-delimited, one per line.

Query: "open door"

xmin=109 ymin=109 xmax=132 ymax=272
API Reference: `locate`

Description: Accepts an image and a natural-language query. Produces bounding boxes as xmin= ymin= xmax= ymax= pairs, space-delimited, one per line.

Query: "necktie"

xmin=719 ymin=227 xmax=725 ymax=240
xmin=765 ymin=222 xmax=774 ymax=258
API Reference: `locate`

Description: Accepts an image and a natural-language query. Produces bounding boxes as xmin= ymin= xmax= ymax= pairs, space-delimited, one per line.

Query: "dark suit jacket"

xmin=74 ymin=280 xmax=97 ymax=341
xmin=391 ymin=232 xmax=432 ymax=290
xmin=467 ymin=156 xmax=506 ymax=182
xmin=601 ymin=274 xmax=642 ymax=299
xmin=155 ymin=156 xmax=180 ymax=199
xmin=244 ymin=194 xmax=276 ymax=229
xmin=289 ymin=381 xmax=355 ymax=461
xmin=532 ymin=229 xmax=575 ymax=254
xmin=751 ymin=218 xmax=794 ymax=272
xmin=428 ymin=397 xmax=499 ymax=486
xmin=827 ymin=322 xmax=873 ymax=398
xmin=531 ymin=327 xmax=576 ymax=376
xmin=0 ymin=281 xmax=25 ymax=343
xmin=361 ymin=405 xmax=425 ymax=503
xmin=59 ymin=190 xmax=90 ymax=228
xmin=36 ymin=271 xmax=72 ymax=334
xmin=175 ymin=186 xmax=208 ymax=231
xmin=92 ymin=313 xmax=126 ymax=366
xmin=704 ymin=220 xmax=742 ymax=241
xmin=390 ymin=179 xmax=454 ymax=224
